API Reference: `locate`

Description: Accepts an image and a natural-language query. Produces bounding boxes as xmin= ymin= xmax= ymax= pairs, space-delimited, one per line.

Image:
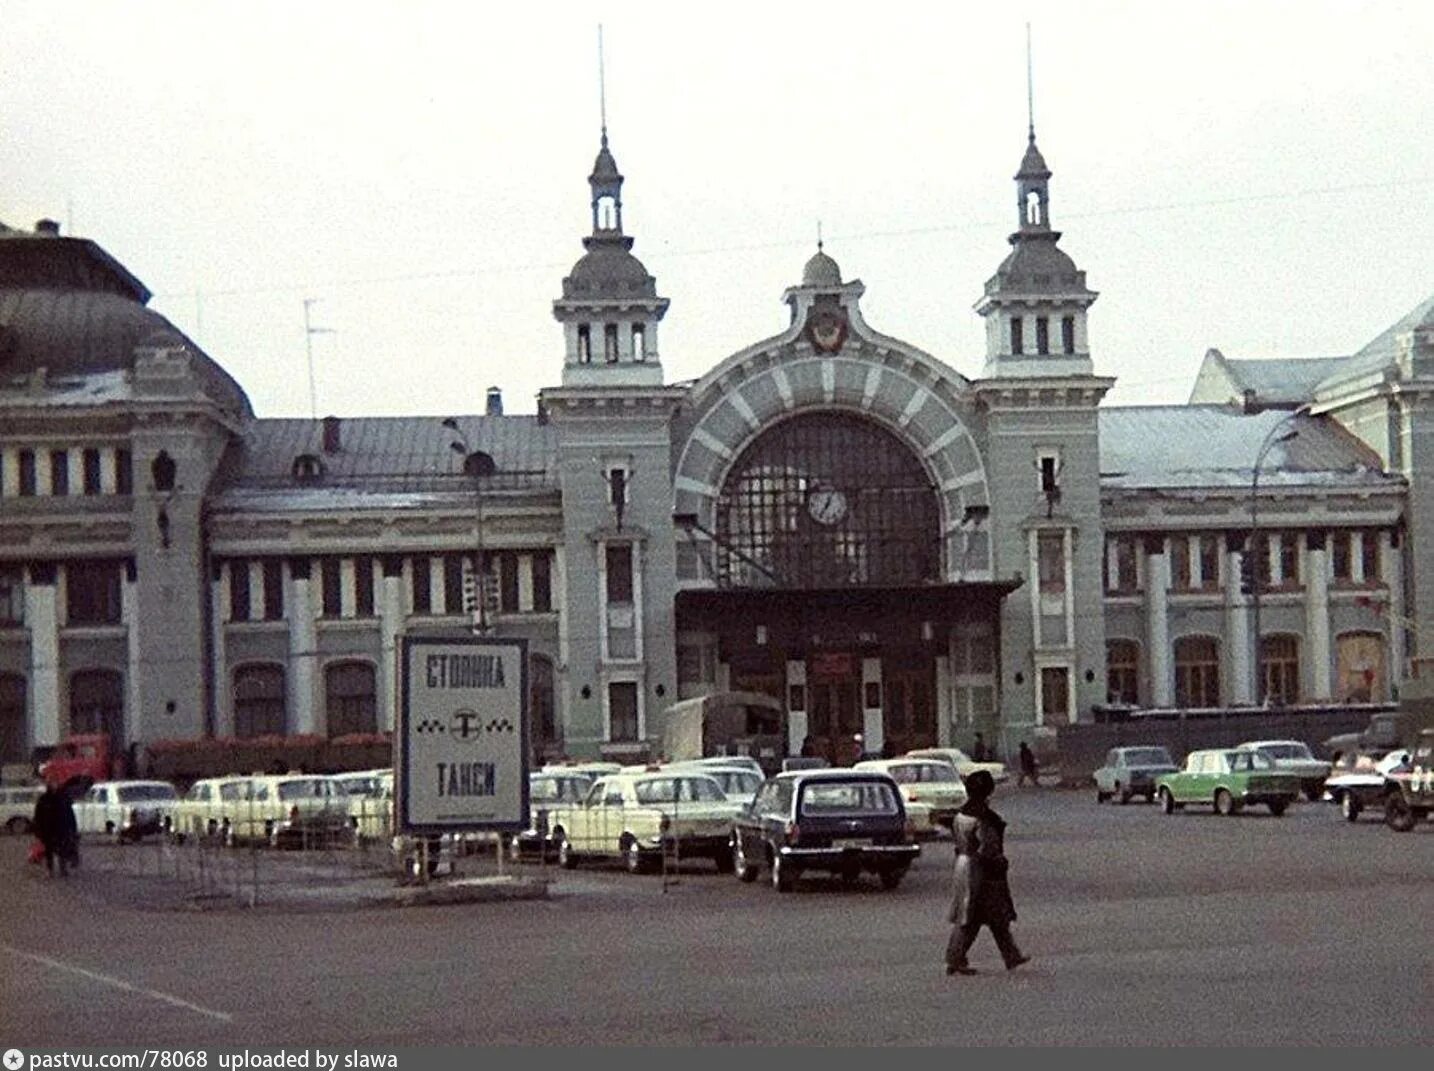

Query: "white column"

xmin=861 ymin=656 xmax=884 ymax=755
xmin=785 ymin=659 xmax=807 ymax=756
xmin=1384 ymin=531 xmax=1405 ymax=688
xmin=935 ymin=654 xmax=953 ymax=747
xmin=122 ymin=569 xmax=141 ymax=742
xmin=66 ymin=451 xmax=82 ymax=497
xmin=517 ymin=554 xmax=535 ymax=613
xmin=289 ymin=570 xmax=318 ymax=735
xmin=99 ymin=447 xmax=117 ymax=494
xmin=35 ymin=451 xmax=52 ymax=497
xmin=1226 ymin=546 xmax=1253 ymax=705
xmin=211 ymin=571 xmax=231 ymax=737
xmin=0 ymin=449 xmax=17 ymax=497
xmin=1145 ymin=543 xmax=1172 ymax=707
xmin=26 ymin=580 xmax=61 ymax=747
xmin=1307 ymin=543 xmax=1331 ymax=701
xmin=340 ymin=558 xmax=356 ymax=619
xmin=379 ymin=569 xmax=403 ymax=734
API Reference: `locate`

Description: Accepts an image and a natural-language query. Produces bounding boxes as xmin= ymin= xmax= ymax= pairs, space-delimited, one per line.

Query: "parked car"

xmin=1236 ymin=740 xmax=1331 ymax=801
xmin=331 ymin=768 xmax=394 ymax=844
xmin=174 ymin=775 xmax=256 ymax=843
xmin=1323 ymin=749 xmax=1412 ymax=822
xmin=1155 ymin=749 xmax=1302 ymax=816
xmin=730 ymin=769 xmax=920 ymax=892
xmin=256 ymin=775 xmax=354 ymax=849
xmin=666 ymin=763 xmax=764 ymax=807
xmin=854 ymin=758 xmax=968 ymax=830
xmin=73 ymin=780 xmax=179 ymax=842
xmin=905 ymin=747 xmax=1009 ymax=784
xmin=1 ymin=784 xmax=43 ymax=834
xmin=547 ymin=770 xmax=743 ymax=873
xmin=540 ymin=761 xmax=623 ymax=779
xmin=1093 ymin=746 xmax=1179 ymax=804
xmin=509 ymin=770 xmax=597 ymax=859
xmin=670 ymin=755 xmax=766 ymax=780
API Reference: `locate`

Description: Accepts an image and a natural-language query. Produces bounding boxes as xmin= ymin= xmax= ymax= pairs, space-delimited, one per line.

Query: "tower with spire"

xmin=551 ymin=114 xmax=669 ymax=387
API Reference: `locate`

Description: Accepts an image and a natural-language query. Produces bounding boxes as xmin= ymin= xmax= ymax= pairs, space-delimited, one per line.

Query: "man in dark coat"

xmin=1017 ymin=741 xmax=1040 ymax=787
xmin=32 ymin=784 xmax=79 ymax=878
xmin=945 ymin=770 xmax=1028 ymax=975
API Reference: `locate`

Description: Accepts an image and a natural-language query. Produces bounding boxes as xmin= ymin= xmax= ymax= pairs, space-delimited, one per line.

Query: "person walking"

xmin=32 ymin=784 xmax=79 ymax=878
xmin=1017 ymin=741 xmax=1040 ymax=787
xmin=970 ymin=732 xmax=989 ymax=761
xmin=945 ymin=770 xmax=1029 ymax=975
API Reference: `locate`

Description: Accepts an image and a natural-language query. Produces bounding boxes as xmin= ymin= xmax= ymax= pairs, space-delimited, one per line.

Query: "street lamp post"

xmin=442 ymin=417 xmax=491 ymax=635
xmin=1247 ymin=408 xmax=1309 ymax=704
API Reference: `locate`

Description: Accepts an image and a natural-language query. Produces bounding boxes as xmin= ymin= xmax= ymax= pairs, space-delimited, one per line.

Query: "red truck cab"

xmin=38 ymin=734 xmax=111 ymax=788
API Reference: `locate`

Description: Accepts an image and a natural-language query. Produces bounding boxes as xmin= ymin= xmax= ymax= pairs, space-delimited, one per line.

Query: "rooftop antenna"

xmin=817 ymin=219 xmax=823 ymax=252
xmin=598 ymin=24 xmax=608 ymax=146
xmin=302 ymin=298 xmax=336 ymax=420
xmin=1026 ymin=22 xmax=1036 ymax=142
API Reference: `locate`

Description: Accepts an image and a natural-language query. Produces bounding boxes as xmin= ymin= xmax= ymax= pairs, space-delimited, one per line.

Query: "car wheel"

xmin=713 ymin=847 xmax=735 ymax=874
xmin=1214 ymin=789 xmax=1235 ymax=816
xmin=1117 ymin=784 xmax=1132 ymax=805
xmin=1303 ymin=785 xmax=1323 ymax=803
xmin=1095 ymin=789 xmax=1108 ymax=804
xmin=879 ymin=867 xmax=907 ymax=891
xmin=733 ymin=836 xmax=758 ymax=883
xmin=1144 ymin=792 xmax=1156 ymax=804
xmin=1384 ymin=793 xmax=1417 ymax=833
xmin=556 ymin=832 xmax=577 ymax=870
xmin=624 ymin=837 xmax=648 ymax=874
xmin=1340 ymin=793 xmax=1361 ymax=822
xmin=770 ymin=849 xmax=794 ymax=893
xmin=1159 ymin=787 xmax=1176 ymax=815
xmin=1267 ymin=800 xmax=1288 ymax=817
xmin=6 ymin=816 xmax=30 ymax=835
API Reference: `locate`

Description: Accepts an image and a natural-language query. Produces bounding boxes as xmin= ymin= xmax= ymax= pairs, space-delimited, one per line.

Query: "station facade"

xmin=1 ymin=129 xmax=1430 ymax=766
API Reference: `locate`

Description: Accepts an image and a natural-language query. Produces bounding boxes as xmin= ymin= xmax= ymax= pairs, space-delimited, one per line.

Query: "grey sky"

xmin=6 ymin=1 xmax=1433 ymax=418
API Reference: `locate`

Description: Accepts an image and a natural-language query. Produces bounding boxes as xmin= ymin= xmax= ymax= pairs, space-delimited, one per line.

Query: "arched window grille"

xmin=715 ymin=413 xmax=939 ymax=588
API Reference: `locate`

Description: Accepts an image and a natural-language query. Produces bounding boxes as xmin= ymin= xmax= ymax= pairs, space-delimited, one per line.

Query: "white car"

xmin=855 ymin=758 xmax=968 ymax=831
xmin=1 ymin=784 xmax=43 ymax=835
xmin=667 ymin=763 xmax=765 ymax=807
xmin=1236 ymin=740 xmax=1331 ymax=801
xmin=905 ymin=747 xmax=1009 ymax=784
xmin=73 ymin=780 xmax=179 ymax=842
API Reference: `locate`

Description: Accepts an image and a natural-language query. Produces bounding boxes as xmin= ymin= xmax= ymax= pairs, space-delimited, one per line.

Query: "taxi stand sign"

xmin=398 ymin=635 xmax=530 ymax=834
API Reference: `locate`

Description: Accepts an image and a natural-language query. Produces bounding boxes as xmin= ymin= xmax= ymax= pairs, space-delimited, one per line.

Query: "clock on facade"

xmin=807 ymin=486 xmax=848 ymax=525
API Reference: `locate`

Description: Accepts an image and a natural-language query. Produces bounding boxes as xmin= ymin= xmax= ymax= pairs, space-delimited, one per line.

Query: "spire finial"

xmin=598 ymin=24 xmax=608 ymax=148
xmin=817 ymin=219 xmax=823 ymax=252
xmin=1025 ymin=22 xmax=1035 ymax=143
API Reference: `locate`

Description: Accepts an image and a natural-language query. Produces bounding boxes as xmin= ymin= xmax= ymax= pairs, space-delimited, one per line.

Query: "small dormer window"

xmin=577 ymin=324 xmax=592 ymax=364
xmin=1062 ymin=316 xmax=1076 ymax=355
xmin=1035 ymin=317 xmax=1050 ymax=355
xmin=1011 ymin=317 xmax=1024 ymax=356
xmin=292 ymin=454 xmax=325 ymax=481
xmin=463 ymin=451 xmax=497 ymax=478
xmin=631 ymin=323 xmax=646 ymax=361
xmin=604 ymin=324 xmax=620 ymax=364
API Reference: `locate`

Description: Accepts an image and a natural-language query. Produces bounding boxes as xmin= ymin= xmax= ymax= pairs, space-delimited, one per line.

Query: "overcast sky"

xmin=7 ymin=1 xmax=1434 ymax=418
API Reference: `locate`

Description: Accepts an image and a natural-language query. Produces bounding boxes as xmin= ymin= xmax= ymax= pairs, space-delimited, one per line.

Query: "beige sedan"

xmin=906 ymin=747 xmax=1009 ymax=785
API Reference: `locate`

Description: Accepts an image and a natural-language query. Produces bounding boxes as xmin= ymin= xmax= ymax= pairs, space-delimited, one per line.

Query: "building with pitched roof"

xmin=2 ymin=127 xmax=1432 ymax=769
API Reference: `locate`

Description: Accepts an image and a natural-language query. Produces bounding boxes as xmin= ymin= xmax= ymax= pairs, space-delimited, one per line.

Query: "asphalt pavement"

xmin=1 ymin=788 xmax=1429 ymax=1046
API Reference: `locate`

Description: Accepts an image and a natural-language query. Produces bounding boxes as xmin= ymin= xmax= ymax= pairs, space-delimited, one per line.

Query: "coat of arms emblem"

xmin=807 ymin=309 xmax=849 ymax=353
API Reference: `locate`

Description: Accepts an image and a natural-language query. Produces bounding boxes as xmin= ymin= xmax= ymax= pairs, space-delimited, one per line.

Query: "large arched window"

xmin=326 ymin=661 xmax=377 ymax=738
xmin=0 ymin=673 xmax=26 ymax=764
xmin=530 ymin=654 xmax=557 ymax=760
xmin=715 ymin=412 xmax=939 ymax=588
xmin=1106 ymin=639 xmax=1141 ymax=706
xmin=1173 ymin=636 xmax=1220 ymax=709
xmin=1260 ymin=635 xmax=1301 ymax=706
xmin=233 ymin=664 xmax=286 ymax=738
xmin=1336 ymin=632 xmax=1386 ymax=703
xmin=69 ymin=669 xmax=124 ymax=743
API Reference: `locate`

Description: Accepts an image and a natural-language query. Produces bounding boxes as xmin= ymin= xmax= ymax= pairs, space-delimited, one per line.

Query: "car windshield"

xmin=634 ymin=777 xmax=727 ymax=804
xmin=277 ymin=779 xmax=328 ymax=801
xmin=710 ymin=771 xmax=762 ymax=795
xmin=915 ymin=763 xmax=959 ymax=783
xmin=117 ymin=784 xmax=177 ymax=803
xmin=336 ymin=777 xmax=381 ymax=797
xmin=1258 ymin=744 xmax=1313 ymax=761
xmin=1228 ymin=751 xmax=1274 ymax=772
xmin=530 ymin=778 xmax=561 ymax=802
xmin=799 ymin=780 xmax=900 ymax=817
xmin=1125 ymin=748 xmax=1173 ymax=766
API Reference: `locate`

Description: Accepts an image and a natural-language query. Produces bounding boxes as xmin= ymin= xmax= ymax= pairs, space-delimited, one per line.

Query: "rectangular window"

xmin=604 ymin=323 xmax=620 ymax=364
xmin=0 ymin=566 xmax=23 ymax=625
xmin=1010 ymin=317 xmax=1024 ymax=355
xmin=18 ymin=451 xmax=36 ymax=496
xmin=1331 ymin=533 xmax=1352 ymax=580
xmin=354 ymin=557 xmax=374 ymax=618
xmin=50 ymin=450 xmax=69 ymax=495
xmin=1197 ymin=535 xmax=1221 ymax=590
xmin=1037 ymin=532 xmax=1065 ymax=594
xmin=1360 ymin=532 xmax=1379 ymax=585
xmin=115 ymin=449 xmax=133 ymax=494
xmin=321 ymin=559 xmax=342 ymax=618
xmin=411 ymin=555 xmax=431 ymax=614
xmin=229 ymin=559 xmax=251 ymax=622
xmin=1040 ymin=666 xmax=1070 ymax=724
xmin=262 ymin=561 xmax=284 ymax=621
xmin=65 ymin=560 xmax=122 ymax=625
xmin=1061 ymin=315 xmax=1076 ymax=355
xmin=1035 ymin=316 xmax=1049 ymax=355
xmin=577 ymin=324 xmax=592 ymax=364
xmin=531 ymin=552 xmax=552 ymax=613
xmin=443 ymin=554 xmax=464 ymax=614
xmin=1168 ymin=536 xmax=1191 ymax=591
xmin=83 ymin=449 xmax=102 ymax=494
xmin=1278 ymin=532 xmax=1300 ymax=587
xmin=1104 ymin=535 xmax=1139 ymax=594
xmin=631 ymin=323 xmax=646 ymax=361
xmin=498 ymin=551 xmax=519 ymax=613
xmin=606 ymin=544 xmax=634 ymax=603
xmin=608 ymin=682 xmax=639 ymax=742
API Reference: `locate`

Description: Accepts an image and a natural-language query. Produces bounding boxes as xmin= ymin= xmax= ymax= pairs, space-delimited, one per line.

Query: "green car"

xmin=1155 ymin=749 xmax=1301 ymax=817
